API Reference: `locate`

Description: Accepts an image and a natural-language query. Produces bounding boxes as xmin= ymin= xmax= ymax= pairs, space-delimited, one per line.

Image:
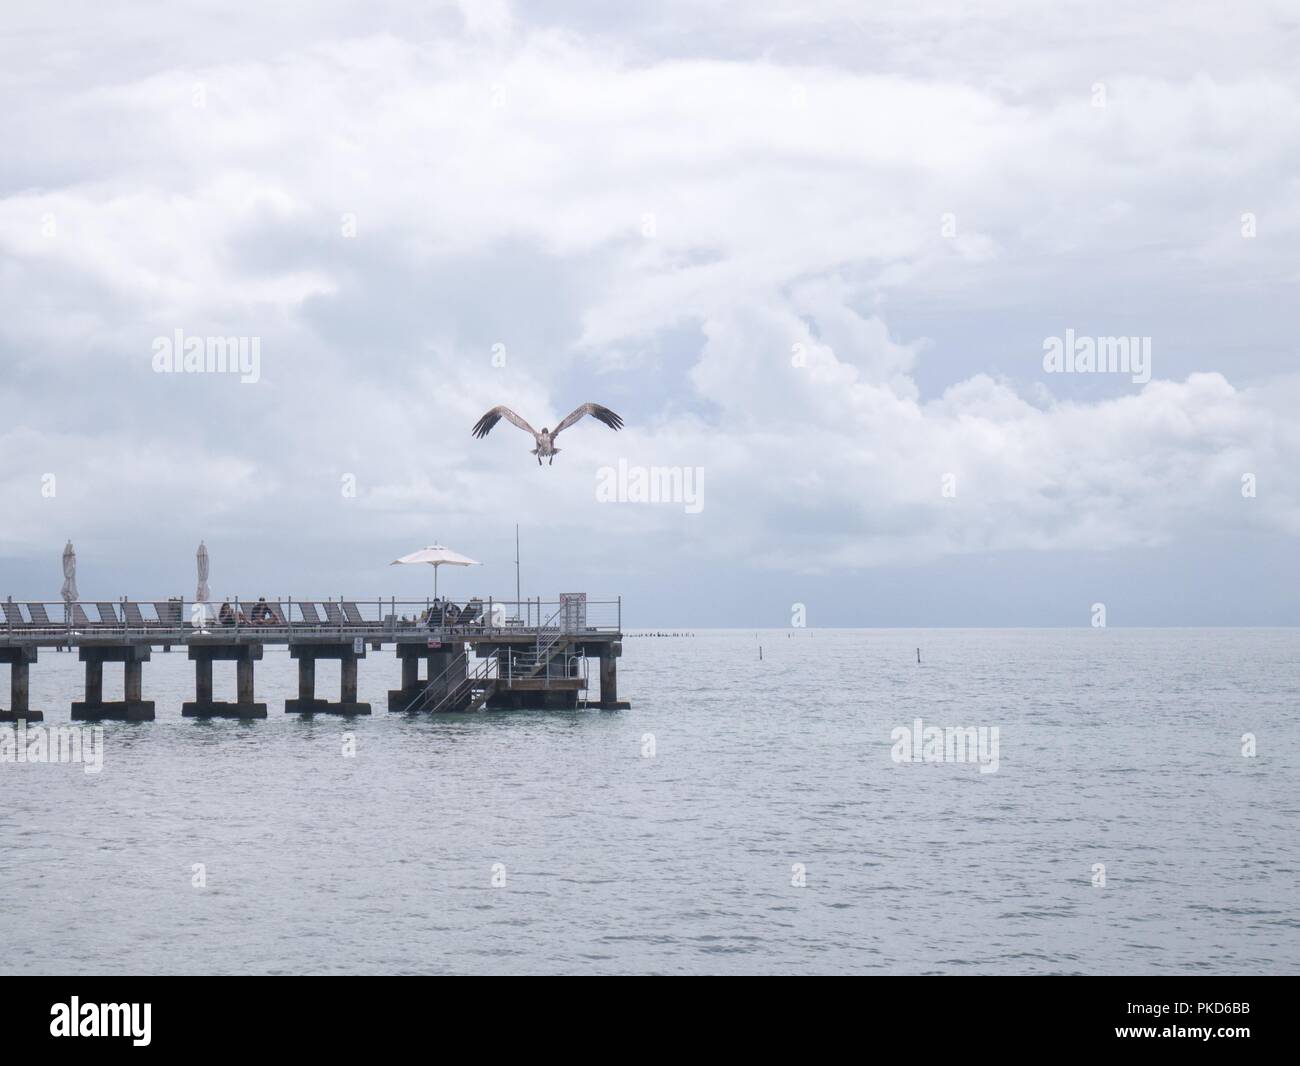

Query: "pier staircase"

xmin=407 ymin=605 xmax=576 ymax=712
xmin=520 ymin=619 xmax=571 ymax=678
xmin=411 ymin=656 xmax=498 ymax=714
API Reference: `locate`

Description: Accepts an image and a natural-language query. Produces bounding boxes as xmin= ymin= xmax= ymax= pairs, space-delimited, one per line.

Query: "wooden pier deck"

xmin=0 ymin=596 xmax=627 ymax=721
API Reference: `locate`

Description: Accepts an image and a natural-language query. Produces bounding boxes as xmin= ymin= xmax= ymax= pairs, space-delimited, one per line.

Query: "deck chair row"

xmin=1 ymin=601 xmax=375 ymax=629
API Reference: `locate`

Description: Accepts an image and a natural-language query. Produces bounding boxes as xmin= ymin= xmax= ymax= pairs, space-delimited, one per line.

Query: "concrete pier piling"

xmin=182 ymin=644 xmax=268 ymax=718
xmin=0 ymin=645 xmax=42 ymax=722
xmin=287 ymin=642 xmax=371 ymax=715
xmin=599 ymin=642 xmax=621 ymax=710
xmin=71 ymin=645 xmax=155 ymax=721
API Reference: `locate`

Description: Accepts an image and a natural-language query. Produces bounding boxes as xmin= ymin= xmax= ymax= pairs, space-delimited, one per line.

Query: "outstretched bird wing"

xmin=472 ymin=406 xmax=538 ymax=440
xmin=552 ymin=403 xmax=624 ymax=439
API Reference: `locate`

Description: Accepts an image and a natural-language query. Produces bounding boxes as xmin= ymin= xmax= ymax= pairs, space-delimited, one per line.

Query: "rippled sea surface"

xmin=2 ymin=628 xmax=1297 ymax=975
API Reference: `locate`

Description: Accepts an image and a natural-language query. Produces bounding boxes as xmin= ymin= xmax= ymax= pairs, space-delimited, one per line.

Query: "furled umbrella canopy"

xmin=196 ymin=541 xmax=210 ymax=603
xmin=60 ymin=540 xmax=78 ymax=604
xmin=390 ymin=544 xmax=481 ymax=601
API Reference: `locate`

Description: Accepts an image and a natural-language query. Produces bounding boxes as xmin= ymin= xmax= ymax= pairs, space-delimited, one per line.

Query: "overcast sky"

xmin=1 ymin=1 xmax=1298 ymax=626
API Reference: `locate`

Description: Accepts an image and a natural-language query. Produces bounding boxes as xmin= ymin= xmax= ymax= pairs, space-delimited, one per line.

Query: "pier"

xmin=0 ymin=596 xmax=627 ymax=720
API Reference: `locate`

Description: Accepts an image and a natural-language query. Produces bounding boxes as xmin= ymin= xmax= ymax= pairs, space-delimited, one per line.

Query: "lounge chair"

xmin=69 ymin=604 xmax=92 ymax=628
xmin=297 ymin=602 xmax=324 ymax=625
xmin=342 ymin=602 xmax=366 ymax=626
xmin=2 ymin=602 xmax=26 ymax=627
xmin=153 ymin=601 xmax=183 ymax=626
xmin=266 ymin=602 xmax=288 ymax=626
xmin=324 ymin=603 xmax=345 ymax=626
xmin=123 ymin=602 xmax=148 ymax=628
xmin=460 ymin=599 xmax=484 ymax=627
xmin=95 ymin=602 xmax=120 ymax=626
xmin=28 ymin=603 xmax=53 ymax=628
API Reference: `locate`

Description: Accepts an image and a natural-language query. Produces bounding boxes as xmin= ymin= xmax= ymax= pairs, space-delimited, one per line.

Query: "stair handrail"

xmin=422 ymin=654 xmax=498 ymax=714
xmin=403 ymin=650 xmax=477 ymax=713
xmin=535 ymin=602 xmax=565 ymax=654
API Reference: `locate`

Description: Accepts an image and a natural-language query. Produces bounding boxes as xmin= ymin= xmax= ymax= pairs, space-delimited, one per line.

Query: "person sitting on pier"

xmin=250 ymin=597 xmax=274 ymax=625
xmin=219 ymin=599 xmax=236 ymax=626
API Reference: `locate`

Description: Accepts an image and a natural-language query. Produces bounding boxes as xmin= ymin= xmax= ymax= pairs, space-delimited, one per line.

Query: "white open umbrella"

xmin=61 ymin=540 xmax=78 ymax=604
xmin=196 ymin=541 xmax=210 ymax=603
xmin=390 ymin=544 xmax=481 ymax=601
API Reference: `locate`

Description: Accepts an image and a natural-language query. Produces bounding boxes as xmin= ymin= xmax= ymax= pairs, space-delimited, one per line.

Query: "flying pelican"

xmin=471 ymin=402 xmax=624 ymax=465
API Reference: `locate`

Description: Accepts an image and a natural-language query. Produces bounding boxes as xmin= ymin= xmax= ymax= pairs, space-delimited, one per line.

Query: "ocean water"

xmin=1 ymin=628 xmax=1296 ymax=975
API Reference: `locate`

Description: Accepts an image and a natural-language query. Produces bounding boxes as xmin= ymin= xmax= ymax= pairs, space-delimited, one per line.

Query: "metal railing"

xmin=501 ymin=648 xmax=586 ymax=684
xmin=0 ymin=596 xmax=623 ymax=644
xmin=418 ymin=655 xmax=499 ymax=715
xmin=530 ymin=602 xmax=569 ymax=676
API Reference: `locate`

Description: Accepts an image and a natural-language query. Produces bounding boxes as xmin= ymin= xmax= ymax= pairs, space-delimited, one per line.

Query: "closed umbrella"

xmin=61 ymin=540 xmax=78 ymax=604
xmin=390 ymin=544 xmax=481 ymax=601
xmin=196 ymin=541 xmax=210 ymax=603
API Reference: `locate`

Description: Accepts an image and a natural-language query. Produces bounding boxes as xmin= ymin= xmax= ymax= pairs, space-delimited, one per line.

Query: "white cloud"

xmin=0 ymin=2 xmax=1297 ymax=614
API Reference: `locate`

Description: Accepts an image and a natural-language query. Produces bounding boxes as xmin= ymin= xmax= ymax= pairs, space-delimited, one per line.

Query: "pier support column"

xmin=182 ymin=644 xmax=267 ymax=718
xmin=85 ymin=658 xmax=103 ymax=705
xmin=0 ymin=646 xmax=43 ymax=722
xmin=341 ymin=656 xmax=359 ymax=704
xmin=297 ymin=656 xmax=316 ymax=702
xmin=286 ymin=643 xmax=370 ymax=715
xmin=598 ymin=641 xmax=628 ymax=710
xmin=387 ymin=644 xmax=428 ymax=712
xmin=195 ymin=657 xmax=213 ymax=705
xmin=124 ymin=659 xmax=143 ymax=704
xmin=237 ymin=657 xmax=255 ymax=705
xmin=389 ymin=645 xmax=425 ymax=712
xmin=72 ymin=645 xmax=154 ymax=721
